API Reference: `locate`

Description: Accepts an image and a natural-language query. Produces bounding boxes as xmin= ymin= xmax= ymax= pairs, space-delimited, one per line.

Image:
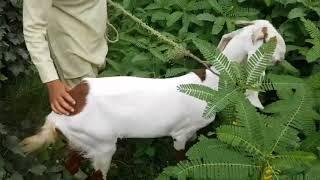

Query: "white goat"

xmin=21 ymin=20 xmax=285 ymax=179
xmin=218 ymin=20 xmax=286 ymax=108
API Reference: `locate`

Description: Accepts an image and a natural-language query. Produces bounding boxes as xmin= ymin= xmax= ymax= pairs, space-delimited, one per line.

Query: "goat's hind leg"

xmin=173 ymin=131 xmax=197 ymax=161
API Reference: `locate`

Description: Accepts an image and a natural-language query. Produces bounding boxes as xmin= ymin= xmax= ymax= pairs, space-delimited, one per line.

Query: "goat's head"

xmin=236 ymin=20 xmax=286 ymax=64
xmin=219 ymin=20 xmax=286 ymax=65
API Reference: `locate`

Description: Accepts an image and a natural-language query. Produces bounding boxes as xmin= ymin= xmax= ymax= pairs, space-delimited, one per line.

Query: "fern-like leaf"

xmin=217 ymin=125 xmax=266 ymax=159
xmin=193 ymin=38 xmax=238 ymax=84
xmin=246 ymin=37 xmax=277 ymax=87
xmin=178 ymin=84 xmax=240 ymax=118
xmin=269 ymin=90 xmax=313 ymax=153
xmin=177 ymin=84 xmax=219 ymax=102
xmin=235 ymin=99 xmax=265 ymax=151
xmin=306 ymin=45 xmax=320 ymax=62
xmin=301 ymin=18 xmax=320 ymax=40
xmin=272 ymin=151 xmax=317 ymax=173
xmin=157 ymin=159 xmax=260 ymax=180
xmin=186 ymin=136 xmax=248 ymax=163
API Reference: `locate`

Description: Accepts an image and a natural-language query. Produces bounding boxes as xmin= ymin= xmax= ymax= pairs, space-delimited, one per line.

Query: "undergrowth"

xmin=0 ymin=0 xmax=320 ymax=179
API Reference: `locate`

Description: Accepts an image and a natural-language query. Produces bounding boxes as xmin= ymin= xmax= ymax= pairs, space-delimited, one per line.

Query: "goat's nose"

xmin=274 ymin=60 xmax=281 ymax=65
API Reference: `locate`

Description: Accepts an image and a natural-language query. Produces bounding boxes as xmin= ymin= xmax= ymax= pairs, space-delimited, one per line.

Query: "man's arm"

xmin=23 ymin=0 xmax=58 ymax=83
xmin=23 ymin=0 xmax=75 ymax=115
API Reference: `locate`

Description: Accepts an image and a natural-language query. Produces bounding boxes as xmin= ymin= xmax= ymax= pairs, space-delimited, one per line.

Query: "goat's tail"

xmin=20 ymin=120 xmax=58 ymax=154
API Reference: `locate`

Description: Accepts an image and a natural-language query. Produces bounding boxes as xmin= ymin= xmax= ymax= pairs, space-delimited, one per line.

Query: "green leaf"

xmin=149 ymin=48 xmax=169 ymax=62
xmin=8 ymin=173 xmax=23 ymax=180
xmin=166 ymin=11 xmax=183 ymax=27
xmin=151 ymin=11 xmax=169 ymax=22
xmin=246 ymin=37 xmax=277 ymax=87
xmin=29 ymin=164 xmax=47 ymax=175
xmin=288 ymin=7 xmax=306 ymax=19
xmin=193 ymin=38 xmax=238 ymax=84
xmin=178 ymin=84 xmax=240 ymax=118
xmin=178 ymin=84 xmax=218 ymax=102
xmin=165 ymin=67 xmax=188 ymax=77
xmin=0 ymin=74 xmax=7 ymax=81
xmin=235 ymin=99 xmax=264 ymax=151
xmin=211 ymin=17 xmax=225 ymax=35
xmin=272 ymin=151 xmax=317 ymax=173
xmin=8 ymin=64 xmax=24 ymax=76
xmin=4 ymin=52 xmax=16 ymax=62
xmin=217 ymin=125 xmax=266 ymax=159
xmin=207 ymin=0 xmax=223 ymax=14
xmin=203 ymin=88 xmax=240 ymax=119
xmin=306 ymin=46 xmax=320 ymax=63
xmin=0 ymin=123 xmax=7 ymax=134
xmin=157 ymin=159 xmax=260 ymax=180
xmin=301 ymin=18 xmax=320 ymax=40
xmin=0 ymin=168 xmax=4 ymax=180
xmin=196 ymin=13 xmax=215 ymax=22
xmin=264 ymin=0 xmax=273 ymax=6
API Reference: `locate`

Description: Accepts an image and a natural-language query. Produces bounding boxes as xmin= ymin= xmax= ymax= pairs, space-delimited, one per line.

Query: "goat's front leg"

xmin=173 ymin=131 xmax=197 ymax=161
xmin=89 ymin=144 xmax=116 ymax=180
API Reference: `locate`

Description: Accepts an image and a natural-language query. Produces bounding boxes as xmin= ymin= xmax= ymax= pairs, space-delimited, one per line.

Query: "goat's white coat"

xmin=22 ymin=20 xmax=286 ymax=179
xmin=47 ymin=71 xmax=219 ymax=177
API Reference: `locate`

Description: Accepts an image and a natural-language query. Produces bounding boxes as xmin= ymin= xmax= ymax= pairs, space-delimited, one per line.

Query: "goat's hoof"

xmin=175 ymin=150 xmax=186 ymax=161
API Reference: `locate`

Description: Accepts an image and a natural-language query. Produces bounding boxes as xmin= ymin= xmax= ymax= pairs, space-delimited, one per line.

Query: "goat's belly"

xmin=86 ymin=88 xmax=206 ymax=138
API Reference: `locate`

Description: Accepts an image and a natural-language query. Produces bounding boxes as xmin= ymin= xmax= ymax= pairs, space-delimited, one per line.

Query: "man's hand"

xmin=47 ymin=80 xmax=76 ymax=115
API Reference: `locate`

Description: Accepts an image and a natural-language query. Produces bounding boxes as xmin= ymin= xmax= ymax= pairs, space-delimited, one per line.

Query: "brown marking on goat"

xmin=262 ymin=27 xmax=268 ymax=43
xmin=68 ymin=81 xmax=89 ymax=116
xmin=193 ymin=69 xmax=206 ymax=81
xmin=256 ymin=27 xmax=269 ymax=43
xmin=65 ymin=150 xmax=85 ymax=175
xmin=88 ymin=170 xmax=104 ymax=180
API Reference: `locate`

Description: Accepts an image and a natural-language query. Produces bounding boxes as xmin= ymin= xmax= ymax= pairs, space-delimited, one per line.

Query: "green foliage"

xmin=301 ymin=18 xmax=320 ymax=62
xmin=246 ymin=37 xmax=277 ymax=87
xmin=207 ymin=0 xmax=259 ymax=34
xmin=161 ymin=74 xmax=320 ymax=179
xmin=159 ymin=19 xmax=320 ymax=179
xmin=2 ymin=0 xmax=320 ymax=179
xmin=178 ymin=39 xmax=277 ymax=119
xmin=0 ymin=0 xmax=33 ymax=86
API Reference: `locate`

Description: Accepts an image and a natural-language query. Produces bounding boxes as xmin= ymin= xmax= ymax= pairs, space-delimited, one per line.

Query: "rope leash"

xmin=106 ymin=0 xmax=219 ymax=77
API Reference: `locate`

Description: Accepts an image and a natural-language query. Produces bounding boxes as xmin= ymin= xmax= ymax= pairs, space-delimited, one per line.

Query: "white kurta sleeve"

xmin=23 ymin=0 xmax=59 ymax=83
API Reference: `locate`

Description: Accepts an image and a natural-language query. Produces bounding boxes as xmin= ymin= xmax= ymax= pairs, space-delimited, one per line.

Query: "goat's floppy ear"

xmin=217 ymin=34 xmax=233 ymax=52
xmin=235 ymin=20 xmax=255 ymax=27
xmin=252 ymin=27 xmax=269 ymax=44
xmin=217 ymin=30 xmax=241 ymax=51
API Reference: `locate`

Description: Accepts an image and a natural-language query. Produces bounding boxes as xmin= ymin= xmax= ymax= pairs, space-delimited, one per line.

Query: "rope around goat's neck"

xmin=107 ymin=0 xmax=219 ymax=77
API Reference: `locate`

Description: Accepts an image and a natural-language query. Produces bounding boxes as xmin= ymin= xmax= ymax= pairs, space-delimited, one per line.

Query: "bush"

xmin=0 ymin=0 xmax=33 ymax=87
xmin=1 ymin=0 xmax=320 ymax=179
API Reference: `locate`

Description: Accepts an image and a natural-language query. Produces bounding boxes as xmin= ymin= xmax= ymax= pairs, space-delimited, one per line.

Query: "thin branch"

xmin=107 ymin=0 xmax=219 ymax=76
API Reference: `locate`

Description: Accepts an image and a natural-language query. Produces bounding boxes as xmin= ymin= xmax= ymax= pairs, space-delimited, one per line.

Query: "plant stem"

xmin=107 ymin=0 xmax=219 ymax=76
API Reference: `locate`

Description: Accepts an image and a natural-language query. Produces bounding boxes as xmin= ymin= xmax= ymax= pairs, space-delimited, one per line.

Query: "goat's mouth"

xmin=273 ymin=60 xmax=282 ymax=65
xmin=271 ymin=59 xmax=283 ymax=65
